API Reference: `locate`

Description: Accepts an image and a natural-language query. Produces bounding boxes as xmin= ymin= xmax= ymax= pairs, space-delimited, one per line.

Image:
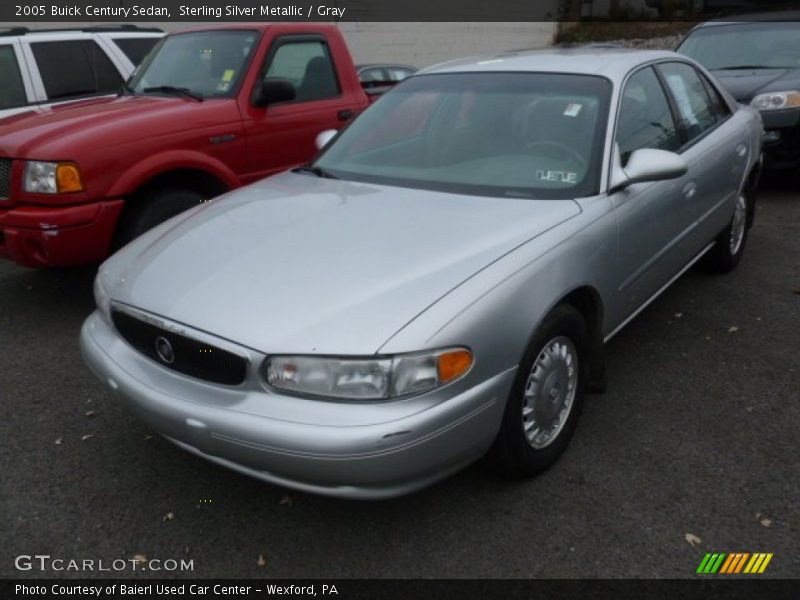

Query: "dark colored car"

xmin=678 ymin=15 xmax=800 ymax=170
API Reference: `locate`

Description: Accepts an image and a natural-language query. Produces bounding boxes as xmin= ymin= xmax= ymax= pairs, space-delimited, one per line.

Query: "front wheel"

xmin=113 ymin=187 xmax=207 ymax=249
xmin=488 ymin=304 xmax=589 ymax=478
xmin=702 ymin=187 xmax=752 ymax=273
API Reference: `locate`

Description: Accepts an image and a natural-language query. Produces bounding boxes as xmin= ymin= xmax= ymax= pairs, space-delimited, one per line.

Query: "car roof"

xmin=694 ymin=10 xmax=800 ymax=26
xmin=421 ymin=46 xmax=681 ymax=80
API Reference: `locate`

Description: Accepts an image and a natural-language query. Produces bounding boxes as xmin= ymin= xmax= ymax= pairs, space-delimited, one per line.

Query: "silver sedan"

xmin=81 ymin=48 xmax=763 ymax=499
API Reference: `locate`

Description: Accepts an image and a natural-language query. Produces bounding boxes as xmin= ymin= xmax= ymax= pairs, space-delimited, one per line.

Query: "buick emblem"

xmin=155 ymin=336 xmax=175 ymax=364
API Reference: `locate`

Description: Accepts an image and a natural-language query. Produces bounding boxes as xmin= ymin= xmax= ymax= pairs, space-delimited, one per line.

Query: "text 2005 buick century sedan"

xmin=81 ymin=48 xmax=763 ymax=499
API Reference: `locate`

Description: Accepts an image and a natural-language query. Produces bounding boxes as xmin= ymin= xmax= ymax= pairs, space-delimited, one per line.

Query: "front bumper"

xmin=0 ymin=200 xmax=123 ymax=267
xmin=760 ymin=109 xmax=800 ymax=170
xmin=80 ymin=311 xmax=515 ymax=499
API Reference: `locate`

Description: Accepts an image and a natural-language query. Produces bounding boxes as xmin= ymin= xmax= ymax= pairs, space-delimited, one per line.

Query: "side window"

xmin=265 ymin=40 xmax=340 ymax=102
xmin=0 ymin=45 xmax=27 ymax=109
xmin=658 ymin=62 xmax=722 ymax=143
xmin=616 ymin=67 xmax=681 ymax=164
xmin=699 ymin=71 xmax=731 ymax=122
xmin=32 ymin=40 xmax=122 ymax=100
xmin=112 ymin=37 xmax=160 ymax=66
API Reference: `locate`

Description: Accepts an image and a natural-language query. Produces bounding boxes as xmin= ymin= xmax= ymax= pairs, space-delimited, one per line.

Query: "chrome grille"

xmin=0 ymin=159 xmax=10 ymax=200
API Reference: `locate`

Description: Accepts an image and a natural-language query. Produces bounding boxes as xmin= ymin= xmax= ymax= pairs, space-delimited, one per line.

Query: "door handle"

xmin=736 ymin=143 xmax=748 ymax=158
xmin=338 ymin=109 xmax=354 ymax=121
xmin=683 ymin=182 xmax=697 ymax=200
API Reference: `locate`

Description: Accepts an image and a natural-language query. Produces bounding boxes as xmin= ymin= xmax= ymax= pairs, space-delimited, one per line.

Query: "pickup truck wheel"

xmin=702 ymin=186 xmax=752 ymax=274
xmin=115 ymin=188 xmax=206 ymax=248
xmin=488 ymin=304 xmax=589 ymax=478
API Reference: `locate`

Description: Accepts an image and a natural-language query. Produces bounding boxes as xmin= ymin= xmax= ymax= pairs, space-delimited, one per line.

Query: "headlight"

xmin=750 ymin=91 xmax=800 ymax=111
xmin=93 ymin=274 xmax=111 ymax=323
xmin=24 ymin=161 xmax=84 ymax=194
xmin=263 ymin=348 xmax=473 ymax=400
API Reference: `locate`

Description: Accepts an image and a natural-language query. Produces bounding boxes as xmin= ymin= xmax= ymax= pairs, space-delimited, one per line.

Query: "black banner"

xmin=3 ymin=579 xmax=800 ymax=600
xmin=2 ymin=0 xmax=800 ymax=23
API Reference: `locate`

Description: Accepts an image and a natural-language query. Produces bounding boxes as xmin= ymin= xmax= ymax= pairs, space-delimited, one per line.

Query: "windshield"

xmin=314 ymin=73 xmax=611 ymax=199
xmin=129 ymin=30 xmax=258 ymax=98
xmin=678 ymin=22 xmax=800 ymax=70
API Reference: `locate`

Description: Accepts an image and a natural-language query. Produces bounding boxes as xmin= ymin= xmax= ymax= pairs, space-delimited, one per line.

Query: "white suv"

xmin=0 ymin=25 xmax=163 ymax=120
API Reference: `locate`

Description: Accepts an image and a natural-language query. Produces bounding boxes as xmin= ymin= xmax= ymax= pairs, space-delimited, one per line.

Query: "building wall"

xmin=12 ymin=22 xmax=558 ymax=68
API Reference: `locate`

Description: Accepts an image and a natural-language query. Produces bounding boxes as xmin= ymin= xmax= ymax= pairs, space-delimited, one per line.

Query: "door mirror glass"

xmin=315 ymin=129 xmax=337 ymax=150
xmin=253 ymin=77 xmax=296 ymax=107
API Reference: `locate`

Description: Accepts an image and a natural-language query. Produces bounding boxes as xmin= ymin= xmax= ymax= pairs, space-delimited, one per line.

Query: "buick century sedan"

xmin=81 ymin=48 xmax=763 ymax=498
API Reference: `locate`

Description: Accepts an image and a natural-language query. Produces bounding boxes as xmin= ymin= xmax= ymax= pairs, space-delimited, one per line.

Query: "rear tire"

xmin=702 ymin=185 xmax=753 ymax=274
xmin=488 ymin=304 xmax=590 ymax=478
xmin=114 ymin=187 xmax=206 ymax=249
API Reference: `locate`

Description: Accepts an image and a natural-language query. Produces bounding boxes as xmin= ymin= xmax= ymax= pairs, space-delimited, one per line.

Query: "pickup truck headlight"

xmin=263 ymin=348 xmax=473 ymax=400
xmin=750 ymin=91 xmax=800 ymax=111
xmin=24 ymin=161 xmax=84 ymax=194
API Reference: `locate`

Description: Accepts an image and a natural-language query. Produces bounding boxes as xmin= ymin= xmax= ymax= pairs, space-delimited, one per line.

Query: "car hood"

xmin=711 ymin=67 xmax=799 ymax=103
xmin=0 ymin=95 xmax=210 ymax=158
xmin=102 ymin=172 xmax=581 ymax=355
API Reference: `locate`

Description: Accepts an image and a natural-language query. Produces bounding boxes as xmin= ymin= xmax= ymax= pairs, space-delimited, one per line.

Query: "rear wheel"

xmin=702 ymin=186 xmax=752 ymax=273
xmin=114 ymin=187 xmax=206 ymax=249
xmin=489 ymin=304 xmax=589 ymax=478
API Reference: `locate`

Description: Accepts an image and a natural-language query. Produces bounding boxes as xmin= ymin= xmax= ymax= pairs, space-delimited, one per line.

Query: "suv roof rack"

xmin=0 ymin=24 xmax=163 ymax=37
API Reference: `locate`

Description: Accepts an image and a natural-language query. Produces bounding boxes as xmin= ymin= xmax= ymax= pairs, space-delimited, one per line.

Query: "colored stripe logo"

xmin=696 ymin=552 xmax=773 ymax=574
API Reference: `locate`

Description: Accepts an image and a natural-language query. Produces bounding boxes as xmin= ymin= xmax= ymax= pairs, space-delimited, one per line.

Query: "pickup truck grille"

xmin=112 ymin=309 xmax=248 ymax=386
xmin=0 ymin=159 xmax=10 ymax=200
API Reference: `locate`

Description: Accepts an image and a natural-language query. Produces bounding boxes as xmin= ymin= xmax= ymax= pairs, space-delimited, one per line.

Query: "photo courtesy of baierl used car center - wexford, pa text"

xmin=0 ymin=0 xmax=798 ymax=597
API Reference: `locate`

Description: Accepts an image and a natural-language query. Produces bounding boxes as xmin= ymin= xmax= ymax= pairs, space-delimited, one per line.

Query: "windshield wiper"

xmin=292 ymin=165 xmax=339 ymax=179
xmin=142 ymin=86 xmax=203 ymax=102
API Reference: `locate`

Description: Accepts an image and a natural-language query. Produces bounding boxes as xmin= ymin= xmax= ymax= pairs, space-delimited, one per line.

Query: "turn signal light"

xmin=56 ymin=163 xmax=84 ymax=193
xmin=437 ymin=349 xmax=473 ymax=383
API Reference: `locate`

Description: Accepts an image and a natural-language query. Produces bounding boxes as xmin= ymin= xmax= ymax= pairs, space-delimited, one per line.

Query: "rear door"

xmin=240 ymin=33 xmax=364 ymax=182
xmin=655 ymin=61 xmax=746 ymax=245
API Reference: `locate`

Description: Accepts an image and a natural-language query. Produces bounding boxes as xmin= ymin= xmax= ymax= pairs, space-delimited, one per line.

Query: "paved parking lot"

xmin=1 ymin=179 xmax=798 ymax=579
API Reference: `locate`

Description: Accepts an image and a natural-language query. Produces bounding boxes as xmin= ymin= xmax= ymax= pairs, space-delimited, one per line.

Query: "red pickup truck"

xmin=0 ymin=24 xmax=372 ymax=268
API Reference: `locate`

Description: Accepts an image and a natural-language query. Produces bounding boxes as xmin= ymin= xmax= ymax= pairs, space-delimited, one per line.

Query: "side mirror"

xmin=315 ymin=129 xmax=337 ymax=150
xmin=610 ymin=147 xmax=688 ymax=192
xmin=253 ymin=78 xmax=296 ymax=107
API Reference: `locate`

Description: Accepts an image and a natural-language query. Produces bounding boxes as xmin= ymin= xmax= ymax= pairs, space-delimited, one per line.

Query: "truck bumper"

xmin=0 ymin=200 xmax=123 ymax=268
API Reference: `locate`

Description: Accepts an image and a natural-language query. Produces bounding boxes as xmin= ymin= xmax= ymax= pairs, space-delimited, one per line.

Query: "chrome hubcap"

xmin=729 ymin=193 xmax=747 ymax=256
xmin=522 ymin=336 xmax=578 ymax=449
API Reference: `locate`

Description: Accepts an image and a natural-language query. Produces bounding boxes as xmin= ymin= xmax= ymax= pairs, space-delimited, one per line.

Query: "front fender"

xmin=107 ymin=150 xmax=241 ymax=198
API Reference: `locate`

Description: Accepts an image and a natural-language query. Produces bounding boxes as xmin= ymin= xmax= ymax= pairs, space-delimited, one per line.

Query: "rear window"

xmin=0 ymin=45 xmax=27 ymax=109
xmin=112 ymin=37 xmax=159 ymax=66
xmin=32 ymin=40 xmax=123 ymax=101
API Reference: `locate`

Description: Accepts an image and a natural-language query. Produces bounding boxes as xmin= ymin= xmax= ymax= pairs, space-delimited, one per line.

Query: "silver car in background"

xmin=81 ymin=48 xmax=763 ymax=499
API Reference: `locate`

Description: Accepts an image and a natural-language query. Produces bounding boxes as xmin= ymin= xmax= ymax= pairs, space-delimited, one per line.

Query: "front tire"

xmin=702 ymin=186 xmax=752 ymax=273
xmin=114 ymin=187 xmax=206 ymax=249
xmin=489 ymin=304 xmax=590 ymax=478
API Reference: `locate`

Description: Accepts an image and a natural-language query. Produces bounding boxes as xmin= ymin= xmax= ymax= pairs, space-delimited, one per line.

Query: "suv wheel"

xmin=114 ymin=188 xmax=206 ymax=248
